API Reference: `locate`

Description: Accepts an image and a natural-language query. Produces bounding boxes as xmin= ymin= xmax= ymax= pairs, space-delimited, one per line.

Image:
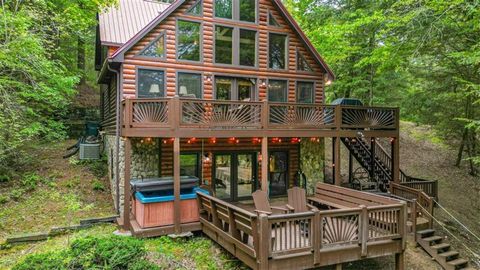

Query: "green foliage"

xmin=0 ymin=175 xmax=10 ymax=183
xmin=92 ymin=179 xmax=105 ymax=191
xmin=0 ymin=194 xmax=9 ymax=204
xmin=10 ymin=188 xmax=25 ymax=201
xmin=21 ymin=173 xmax=41 ymax=191
xmin=13 ymin=235 xmax=152 ymax=270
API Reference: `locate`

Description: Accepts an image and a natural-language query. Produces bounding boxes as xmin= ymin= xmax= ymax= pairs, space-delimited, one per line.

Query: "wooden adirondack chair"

xmin=286 ymin=187 xmax=317 ymax=213
xmin=252 ymin=190 xmax=289 ymax=215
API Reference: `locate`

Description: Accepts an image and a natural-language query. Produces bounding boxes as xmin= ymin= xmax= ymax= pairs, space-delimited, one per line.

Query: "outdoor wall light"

xmin=260 ymin=79 xmax=267 ymax=87
xmin=204 ymin=74 xmax=212 ymax=82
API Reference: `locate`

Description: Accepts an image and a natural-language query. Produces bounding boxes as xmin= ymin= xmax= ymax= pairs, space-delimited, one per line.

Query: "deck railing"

xmin=197 ymin=191 xmax=406 ymax=269
xmin=390 ymin=182 xmax=433 ymax=230
xmin=122 ymin=97 xmax=399 ymax=132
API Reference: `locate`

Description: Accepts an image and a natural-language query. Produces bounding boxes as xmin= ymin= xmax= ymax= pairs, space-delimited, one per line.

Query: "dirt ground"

xmin=0 ymin=140 xmax=115 ymax=241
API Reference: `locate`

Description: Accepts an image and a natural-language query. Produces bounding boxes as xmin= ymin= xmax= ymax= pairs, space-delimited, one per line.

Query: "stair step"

xmin=447 ymin=258 xmax=468 ymax=267
xmin=417 ymin=229 xmax=435 ymax=237
xmin=439 ymin=250 xmax=459 ymax=259
xmin=431 ymin=243 xmax=451 ymax=251
xmin=422 ymin=235 xmax=443 ymax=243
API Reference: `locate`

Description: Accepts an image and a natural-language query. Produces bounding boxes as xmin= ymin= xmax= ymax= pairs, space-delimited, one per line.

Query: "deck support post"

xmin=333 ymin=137 xmax=341 ymax=186
xmin=395 ymin=252 xmax=405 ymax=270
xmin=258 ymin=213 xmax=269 ymax=270
xmin=370 ymin=137 xmax=375 ymax=178
xmin=261 ymin=137 xmax=268 ymax=192
xmin=123 ymin=137 xmax=131 ymax=231
xmin=392 ymin=136 xmax=400 ymax=183
xmin=173 ymin=137 xmax=181 ymax=234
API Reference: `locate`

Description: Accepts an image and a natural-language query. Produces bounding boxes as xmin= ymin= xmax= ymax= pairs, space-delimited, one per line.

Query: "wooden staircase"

xmin=417 ymin=229 xmax=475 ymax=270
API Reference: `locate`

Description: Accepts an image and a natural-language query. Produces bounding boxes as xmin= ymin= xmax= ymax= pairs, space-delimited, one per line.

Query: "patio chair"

xmin=252 ymin=190 xmax=289 ymax=215
xmin=286 ymin=187 xmax=317 ymax=213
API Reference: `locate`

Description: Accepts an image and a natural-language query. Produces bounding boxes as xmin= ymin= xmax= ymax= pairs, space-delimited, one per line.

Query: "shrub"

xmin=0 ymin=194 xmax=9 ymax=204
xmin=13 ymin=251 xmax=69 ymax=270
xmin=0 ymin=175 xmax=9 ymax=183
xmin=13 ymin=235 xmax=154 ymax=270
xmin=92 ymin=179 xmax=105 ymax=191
xmin=69 ymin=236 xmax=147 ymax=269
xmin=21 ymin=173 xmax=41 ymax=191
xmin=10 ymin=188 xmax=25 ymax=201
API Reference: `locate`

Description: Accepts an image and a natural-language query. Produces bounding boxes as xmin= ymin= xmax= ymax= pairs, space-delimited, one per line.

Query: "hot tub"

xmin=131 ymin=176 xmax=208 ymax=228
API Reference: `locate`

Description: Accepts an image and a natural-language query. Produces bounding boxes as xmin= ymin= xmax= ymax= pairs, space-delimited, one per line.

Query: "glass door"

xmin=213 ymin=153 xmax=257 ymax=201
xmin=214 ymin=77 xmax=255 ymax=101
xmin=269 ymin=151 xmax=288 ymax=196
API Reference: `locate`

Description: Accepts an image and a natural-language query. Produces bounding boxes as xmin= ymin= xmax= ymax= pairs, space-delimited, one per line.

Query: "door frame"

xmin=212 ymin=151 xmax=258 ymax=201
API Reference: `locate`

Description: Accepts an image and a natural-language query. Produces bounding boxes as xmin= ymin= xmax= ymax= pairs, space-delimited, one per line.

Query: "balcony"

xmin=121 ymin=97 xmax=399 ymax=138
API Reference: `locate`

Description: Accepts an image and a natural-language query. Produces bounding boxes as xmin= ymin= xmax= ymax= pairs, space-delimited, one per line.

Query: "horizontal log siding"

xmin=122 ymin=0 xmax=325 ymax=102
xmin=101 ymin=75 xmax=117 ymax=134
xmin=159 ymin=139 xmax=299 ymax=190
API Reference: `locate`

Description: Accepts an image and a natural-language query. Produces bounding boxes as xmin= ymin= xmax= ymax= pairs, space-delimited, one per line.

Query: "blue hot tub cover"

xmin=135 ymin=187 xmax=210 ymax=204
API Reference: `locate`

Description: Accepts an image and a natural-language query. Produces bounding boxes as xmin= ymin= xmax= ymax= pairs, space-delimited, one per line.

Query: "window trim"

xmin=135 ymin=31 xmax=167 ymax=60
xmin=213 ymin=23 xmax=258 ymax=68
xmin=268 ymin=31 xmax=289 ymax=71
xmin=185 ymin=0 xmax=203 ymax=16
xmin=295 ymin=47 xmax=315 ymax=73
xmin=295 ymin=80 xmax=316 ymax=104
xmin=213 ymin=0 xmax=259 ymax=25
xmin=267 ymin=78 xmax=289 ymax=103
xmin=176 ymin=70 xmax=204 ymax=99
xmin=135 ymin=66 xmax=167 ymax=99
xmin=213 ymin=74 xmax=258 ymax=101
xmin=175 ymin=17 xmax=204 ymax=63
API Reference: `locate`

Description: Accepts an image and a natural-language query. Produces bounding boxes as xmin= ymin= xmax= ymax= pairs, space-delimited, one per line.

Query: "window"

xmin=268 ymin=11 xmax=280 ymax=27
xmin=215 ymin=0 xmax=232 ymax=19
xmin=239 ymin=0 xmax=256 ymax=22
xmin=137 ymin=69 xmax=165 ymax=98
xmin=296 ymin=81 xmax=315 ymax=103
xmin=215 ymin=77 xmax=255 ymax=100
xmin=268 ymin=80 xmax=288 ymax=102
xmin=214 ymin=26 xmax=257 ymax=67
xmin=186 ymin=0 xmax=202 ymax=16
xmin=215 ymin=25 xmax=233 ymax=64
xmin=178 ymin=72 xmax=202 ymax=98
xmin=138 ymin=33 xmax=165 ymax=58
xmin=180 ymin=153 xmax=200 ymax=177
xmin=269 ymin=33 xmax=287 ymax=69
xmin=297 ymin=50 xmax=313 ymax=72
xmin=177 ymin=20 xmax=201 ymax=61
xmin=214 ymin=0 xmax=256 ymax=23
xmin=239 ymin=29 xmax=256 ymax=66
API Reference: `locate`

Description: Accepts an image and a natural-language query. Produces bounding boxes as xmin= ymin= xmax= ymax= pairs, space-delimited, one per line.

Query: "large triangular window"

xmin=138 ymin=32 xmax=165 ymax=58
xmin=268 ymin=11 xmax=280 ymax=27
xmin=186 ymin=0 xmax=202 ymax=16
xmin=297 ymin=50 xmax=313 ymax=72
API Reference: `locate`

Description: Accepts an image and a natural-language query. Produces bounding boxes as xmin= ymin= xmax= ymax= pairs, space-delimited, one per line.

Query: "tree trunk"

xmin=77 ymin=37 xmax=85 ymax=85
xmin=455 ymin=128 xmax=468 ymax=167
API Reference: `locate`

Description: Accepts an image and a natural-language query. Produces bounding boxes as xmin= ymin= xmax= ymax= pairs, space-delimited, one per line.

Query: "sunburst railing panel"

xmin=321 ymin=211 xmax=360 ymax=248
xmin=180 ymin=99 xmax=262 ymax=129
xmin=130 ymin=99 xmax=170 ymax=127
xmin=341 ymin=107 xmax=397 ymax=129
xmin=268 ymin=103 xmax=336 ymax=128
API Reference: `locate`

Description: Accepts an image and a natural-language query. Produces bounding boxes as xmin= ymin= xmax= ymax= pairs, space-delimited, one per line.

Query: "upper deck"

xmin=121 ymin=97 xmax=400 ymax=138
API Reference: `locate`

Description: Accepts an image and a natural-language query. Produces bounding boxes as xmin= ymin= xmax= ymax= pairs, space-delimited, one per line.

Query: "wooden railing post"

xmin=227 ymin=207 xmax=240 ymax=240
xmin=411 ymin=199 xmax=417 ymax=242
xmin=261 ymin=100 xmax=269 ymax=129
xmin=334 ymin=105 xmax=342 ymax=130
xmin=123 ymin=99 xmax=133 ymax=133
xmin=258 ymin=214 xmax=269 ymax=270
xmin=399 ymin=201 xmax=407 ymax=250
xmin=170 ymin=96 xmax=180 ymax=132
xmin=312 ymin=209 xmax=321 ymax=265
xmin=360 ymin=205 xmax=368 ymax=257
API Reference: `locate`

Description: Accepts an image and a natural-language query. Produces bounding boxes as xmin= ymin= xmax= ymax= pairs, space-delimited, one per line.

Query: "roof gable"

xmin=108 ymin=0 xmax=334 ymax=79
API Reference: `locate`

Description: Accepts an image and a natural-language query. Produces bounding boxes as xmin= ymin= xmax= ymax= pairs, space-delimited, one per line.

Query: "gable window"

xmin=239 ymin=0 xmax=256 ymax=22
xmin=138 ymin=33 xmax=165 ymax=58
xmin=297 ymin=50 xmax=313 ymax=72
xmin=268 ymin=11 xmax=280 ymax=27
xmin=177 ymin=20 xmax=201 ymax=61
xmin=296 ymin=81 xmax=314 ymax=103
xmin=137 ymin=69 xmax=165 ymax=98
xmin=214 ymin=26 xmax=257 ymax=67
xmin=215 ymin=25 xmax=233 ymax=64
xmin=186 ymin=0 xmax=202 ymax=16
xmin=215 ymin=0 xmax=232 ymax=19
xmin=269 ymin=33 xmax=287 ymax=69
xmin=268 ymin=80 xmax=288 ymax=102
xmin=214 ymin=0 xmax=256 ymax=23
xmin=178 ymin=72 xmax=202 ymax=98
xmin=239 ymin=29 xmax=256 ymax=66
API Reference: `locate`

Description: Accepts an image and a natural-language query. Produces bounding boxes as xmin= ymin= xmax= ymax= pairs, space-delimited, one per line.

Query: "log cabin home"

xmin=95 ymin=0 xmax=441 ymax=269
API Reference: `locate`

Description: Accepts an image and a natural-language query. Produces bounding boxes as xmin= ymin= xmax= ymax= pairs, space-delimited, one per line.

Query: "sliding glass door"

xmin=214 ymin=152 xmax=257 ymax=201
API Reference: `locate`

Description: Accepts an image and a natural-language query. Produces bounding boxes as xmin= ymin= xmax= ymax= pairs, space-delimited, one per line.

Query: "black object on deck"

xmin=130 ymin=176 xmax=199 ymax=193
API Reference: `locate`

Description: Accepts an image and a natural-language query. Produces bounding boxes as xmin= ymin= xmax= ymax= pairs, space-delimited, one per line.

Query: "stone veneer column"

xmin=299 ymin=138 xmax=325 ymax=195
